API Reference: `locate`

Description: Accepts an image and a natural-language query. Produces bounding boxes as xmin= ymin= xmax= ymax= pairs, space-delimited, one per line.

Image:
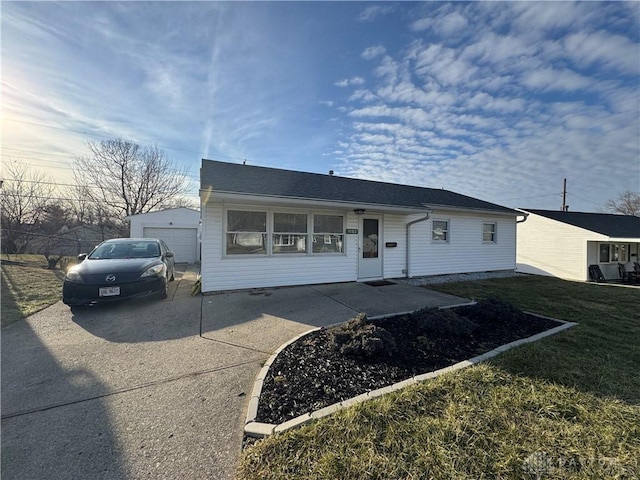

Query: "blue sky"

xmin=2 ymin=1 xmax=639 ymax=211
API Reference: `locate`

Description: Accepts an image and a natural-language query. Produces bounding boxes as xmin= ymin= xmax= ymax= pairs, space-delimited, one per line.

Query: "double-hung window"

xmin=312 ymin=214 xmax=344 ymax=253
xmin=273 ymin=213 xmax=308 ymax=254
xmin=432 ymin=220 xmax=449 ymax=242
xmin=226 ymin=210 xmax=267 ymax=255
xmin=482 ymin=222 xmax=497 ymax=243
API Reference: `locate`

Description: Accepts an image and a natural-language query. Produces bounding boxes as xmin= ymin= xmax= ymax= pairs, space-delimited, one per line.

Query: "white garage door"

xmin=143 ymin=227 xmax=198 ymax=263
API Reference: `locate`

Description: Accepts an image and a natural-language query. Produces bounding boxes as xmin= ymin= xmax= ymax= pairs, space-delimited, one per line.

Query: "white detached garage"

xmin=127 ymin=208 xmax=200 ymax=263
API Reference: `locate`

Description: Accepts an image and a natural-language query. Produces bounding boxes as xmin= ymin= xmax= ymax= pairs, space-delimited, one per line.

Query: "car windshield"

xmin=89 ymin=241 xmax=160 ymax=259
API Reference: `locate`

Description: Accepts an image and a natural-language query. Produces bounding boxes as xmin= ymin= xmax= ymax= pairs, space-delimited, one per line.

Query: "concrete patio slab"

xmin=200 ymin=281 xmax=469 ymax=354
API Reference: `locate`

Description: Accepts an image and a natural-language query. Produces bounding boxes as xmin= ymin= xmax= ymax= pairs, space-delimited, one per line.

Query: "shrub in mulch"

xmin=455 ymin=298 xmax=528 ymax=326
xmin=411 ymin=307 xmax=478 ymax=338
xmin=328 ymin=313 xmax=398 ymax=358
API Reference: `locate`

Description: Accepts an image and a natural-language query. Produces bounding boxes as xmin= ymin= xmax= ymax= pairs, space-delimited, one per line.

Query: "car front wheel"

xmin=158 ymin=277 xmax=168 ymax=299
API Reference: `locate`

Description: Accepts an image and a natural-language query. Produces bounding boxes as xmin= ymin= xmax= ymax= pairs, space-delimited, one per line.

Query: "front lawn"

xmin=236 ymin=276 xmax=640 ymax=480
xmin=1 ymin=255 xmax=72 ymax=327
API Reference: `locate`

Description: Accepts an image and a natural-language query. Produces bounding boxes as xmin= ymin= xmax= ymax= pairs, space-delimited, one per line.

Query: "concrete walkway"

xmin=2 ymin=274 xmax=466 ymax=480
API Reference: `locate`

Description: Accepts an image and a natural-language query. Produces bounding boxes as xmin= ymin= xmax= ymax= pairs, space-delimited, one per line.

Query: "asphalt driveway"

xmin=2 ymin=271 xmax=466 ymax=479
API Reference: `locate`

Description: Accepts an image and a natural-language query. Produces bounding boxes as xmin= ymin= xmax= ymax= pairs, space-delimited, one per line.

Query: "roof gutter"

xmin=406 ymin=207 xmax=434 ymax=278
xmin=200 ymin=189 xmax=430 ymax=214
xmin=515 ymin=209 xmax=530 ymax=224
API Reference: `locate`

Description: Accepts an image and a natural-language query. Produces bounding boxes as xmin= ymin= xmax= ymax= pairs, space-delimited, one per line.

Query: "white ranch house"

xmin=199 ymin=159 xmax=522 ymax=293
xmin=127 ymin=208 xmax=200 ymax=263
xmin=516 ymin=209 xmax=640 ymax=282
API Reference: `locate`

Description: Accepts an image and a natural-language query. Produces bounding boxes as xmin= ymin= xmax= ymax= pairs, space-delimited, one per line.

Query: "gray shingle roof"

xmin=201 ymin=159 xmax=517 ymax=214
xmin=524 ymin=209 xmax=640 ymax=238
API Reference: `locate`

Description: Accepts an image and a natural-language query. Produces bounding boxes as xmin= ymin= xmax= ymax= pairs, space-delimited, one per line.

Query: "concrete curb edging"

xmin=244 ymin=309 xmax=577 ymax=439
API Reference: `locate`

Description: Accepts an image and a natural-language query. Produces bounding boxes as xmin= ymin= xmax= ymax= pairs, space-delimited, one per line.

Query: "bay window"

xmin=224 ymin=209 xmax=345 ymax=256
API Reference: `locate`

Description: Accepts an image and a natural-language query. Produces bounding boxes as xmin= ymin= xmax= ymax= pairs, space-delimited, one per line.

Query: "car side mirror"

xmin=165 ymin=252 xmax=174 ymax=258
xmin=77 ymin=253 xmax=87 ymax=262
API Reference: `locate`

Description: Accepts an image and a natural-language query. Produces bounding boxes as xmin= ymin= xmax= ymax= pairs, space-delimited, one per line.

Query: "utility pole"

xmin=561 ymin=178 xmax=567 ymax=211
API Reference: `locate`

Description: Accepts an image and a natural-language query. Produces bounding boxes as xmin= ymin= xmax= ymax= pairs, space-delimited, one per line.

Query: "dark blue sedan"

xmin=63 ymin=238 xmax=175 ymax=307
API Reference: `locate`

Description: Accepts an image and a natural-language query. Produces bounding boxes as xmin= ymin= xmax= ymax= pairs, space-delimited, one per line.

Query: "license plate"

xmin=99 ymin=286 xmax=120 ymax=297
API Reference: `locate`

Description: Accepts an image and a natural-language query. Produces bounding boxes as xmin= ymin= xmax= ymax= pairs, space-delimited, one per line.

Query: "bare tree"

xmin=1 ymin=161 xmax=55 ymax=254
xmin=73 ymin=139 xmax=191 ymax=225
xmin=63 ymin=184 xmax=94 ymax=226
xmin=605 ymin=191 xmax=640 ymax=217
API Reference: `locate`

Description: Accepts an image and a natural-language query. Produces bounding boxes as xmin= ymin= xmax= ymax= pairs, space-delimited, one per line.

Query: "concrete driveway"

xmin=2 ymin=271 xmax=466 ymax=480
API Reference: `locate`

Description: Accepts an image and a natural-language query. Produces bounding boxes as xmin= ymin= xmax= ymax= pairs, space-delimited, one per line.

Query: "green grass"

xmin=236 ymin=276 xmax=640 ymax=480
xmin=1 ymin=254 xmax=73 ymax=327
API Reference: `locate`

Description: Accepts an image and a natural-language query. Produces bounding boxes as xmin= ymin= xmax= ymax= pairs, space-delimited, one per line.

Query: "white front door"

xmin=358 ymin=216 xmax=383 ymax=279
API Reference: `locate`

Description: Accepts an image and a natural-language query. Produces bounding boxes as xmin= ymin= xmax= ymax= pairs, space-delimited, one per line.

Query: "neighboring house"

xmin=199 ymin=159 xmax=521 ymax=293
xmin=516 ymin=209 xmax=640 ymax=282
xmin=28 ymin=224 xmax=121 ymax=256
xmin=127 ymin=208 xmax=200 ymax=263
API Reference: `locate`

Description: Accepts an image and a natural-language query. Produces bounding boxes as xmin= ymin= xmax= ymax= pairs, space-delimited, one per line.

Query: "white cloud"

xmin=438 ymin=11 xmax=469 ymax=36
xmin=564 ymin=30 xmax=640 ymax=75
xmin=334 ymin=77 xmax=366 ymax=88
xmin=357 ymin=5 xmax=394 ymax=22
xmin=361 ymin=45 xmax=386 ymax=60
xmin=410 ymin=17 xmax=433 ymax=32
xmin=509 ymin=1 xmax=596 ymax=36
xmin=412 ymin=43 xmax=479 ymax=86
xmin=520 ymin=68 xmax=593 ymax=92
xmin=334 ymin=2 xmax=639 ymax=210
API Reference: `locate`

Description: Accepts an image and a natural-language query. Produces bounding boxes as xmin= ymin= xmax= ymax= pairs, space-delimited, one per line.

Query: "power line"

xmin=0 ymin=146 xmax=78 ymax=158
xmin=1 ymin=156 xmax=201 ymax=182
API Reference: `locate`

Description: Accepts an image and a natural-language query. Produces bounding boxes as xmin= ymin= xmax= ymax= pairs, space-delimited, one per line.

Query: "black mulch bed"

xmin=256 ymin=299 xmax=562 ymax=425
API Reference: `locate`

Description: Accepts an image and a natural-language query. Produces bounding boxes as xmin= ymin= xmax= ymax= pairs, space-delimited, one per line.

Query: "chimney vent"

xmin=329 ymin=170 xmax=334 ymax=176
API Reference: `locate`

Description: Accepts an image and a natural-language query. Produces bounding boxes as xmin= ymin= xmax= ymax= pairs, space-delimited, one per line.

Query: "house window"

xmin=599 ymin=243 xmax=630 ymax=263
xmin=312 ymin=214 xmax=344 ymax=253
xmin=226 ymin=210 xmax=267 ymax=255
xmin=482 ymin=222 xmax=497 ymax=243
xmin=432 ymin=220 xmax=449 ymax=242
xmin=599 ymin=244 xmax=610 ymax=263
xmin=611 ymin=244 xmax=628 ymax=263
xmin=273 ymin=213 xmax=308 ymax=254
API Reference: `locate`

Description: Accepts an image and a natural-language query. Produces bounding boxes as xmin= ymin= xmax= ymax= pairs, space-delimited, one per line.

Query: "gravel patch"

xmin=399 ymin=270 xmax=525 ymax=286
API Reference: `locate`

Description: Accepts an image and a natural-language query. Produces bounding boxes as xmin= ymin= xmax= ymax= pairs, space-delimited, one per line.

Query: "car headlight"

xmin=65 ymin=269 xmax=84 ymax=283
xmin=141 ymin=264 xmax=166 ymax=278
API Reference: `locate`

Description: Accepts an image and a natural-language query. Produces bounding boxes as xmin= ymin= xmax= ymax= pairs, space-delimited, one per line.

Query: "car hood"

xmin=71 ymin=258 xmax=162 ymax=284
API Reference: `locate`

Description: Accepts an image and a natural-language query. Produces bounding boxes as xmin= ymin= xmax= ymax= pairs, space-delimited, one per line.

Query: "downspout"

xmin=514 ymin=210 xmax=529 ymax=274
xmin=406 ymin=208 xmax=433 ymax=278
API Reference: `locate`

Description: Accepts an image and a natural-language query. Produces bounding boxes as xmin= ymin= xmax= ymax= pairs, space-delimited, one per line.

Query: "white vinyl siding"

xmin=408 ymin=213 xmax=516 ymax=277
xmin=202 ymin=203 xmax=357 ymax=292
xmin=516 ymin=212 xmax=609 ymax=281
xmin=201 ymin=201 xmax=518 ymax=292
xmin=381 ymin=214 xmax=407 ymax=279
